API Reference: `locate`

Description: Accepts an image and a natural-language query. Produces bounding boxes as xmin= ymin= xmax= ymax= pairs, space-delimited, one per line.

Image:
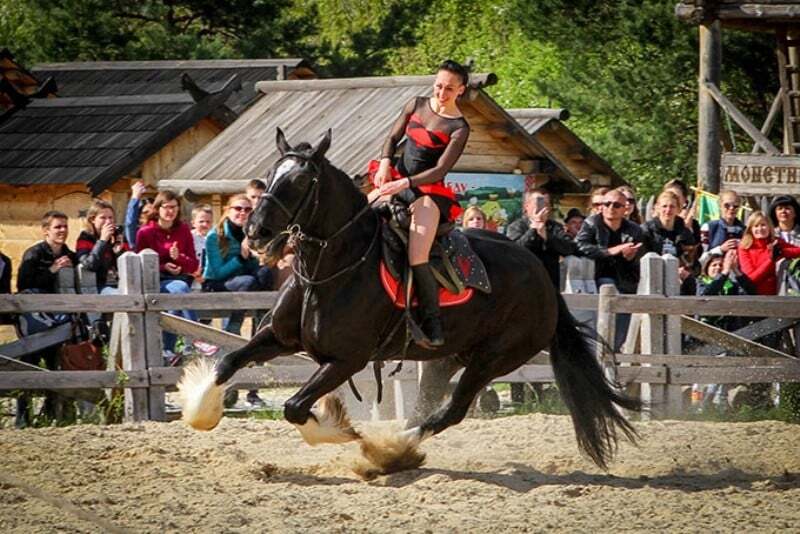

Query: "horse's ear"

xmin=276 ymin=127 xmax=291 ymax=156
xmin=314 ymin=129 xmax=331 ymax=160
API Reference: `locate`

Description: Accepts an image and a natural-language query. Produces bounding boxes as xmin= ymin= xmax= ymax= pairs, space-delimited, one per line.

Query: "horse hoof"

xmin=177 ymin=358 xmax=226 ymax=431
xmin=293 ymin=395 xmax=361 ymax=446
xmin=353 ymin=427 xmax=429 ymax=480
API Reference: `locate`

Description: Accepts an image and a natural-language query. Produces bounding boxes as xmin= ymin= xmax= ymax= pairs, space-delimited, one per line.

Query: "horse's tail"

xmin=550 ymin=292 xmax=642 ymax=470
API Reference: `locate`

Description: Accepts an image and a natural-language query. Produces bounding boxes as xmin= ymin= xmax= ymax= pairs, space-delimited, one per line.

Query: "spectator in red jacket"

xmin=136 ymin=191 xmax=199 ymax=362
xmin=738 ymin=210 xmax=800 ymax=296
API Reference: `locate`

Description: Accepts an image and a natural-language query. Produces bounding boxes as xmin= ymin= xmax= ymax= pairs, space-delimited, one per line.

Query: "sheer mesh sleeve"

xmin=380 ymin=98 xmax=417 ymax=160
xmin=408 ymin=125 xmax=469 ymax=186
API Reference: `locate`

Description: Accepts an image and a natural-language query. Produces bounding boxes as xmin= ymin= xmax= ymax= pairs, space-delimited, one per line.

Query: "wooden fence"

xmin=1 ymin=251 xmax=800 ymax=422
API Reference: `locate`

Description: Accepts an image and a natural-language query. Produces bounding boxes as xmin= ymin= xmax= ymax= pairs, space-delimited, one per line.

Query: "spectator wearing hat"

xmin=768 ymin=195 xmax=800 ymax=246
xmin=563 ymin=208 xmax=585 ymax=239
xmin=695 ymin=250 xmax=756 ymax=410
xmin=508 ymin=188 xmax=578 ymax=288
xmin=701 ymin=190 xmax=745 ymax=255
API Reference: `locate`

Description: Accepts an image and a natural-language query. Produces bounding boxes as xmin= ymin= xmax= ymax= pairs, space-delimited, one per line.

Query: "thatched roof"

xmin=165 ymin=74 xmax=590 ymax=195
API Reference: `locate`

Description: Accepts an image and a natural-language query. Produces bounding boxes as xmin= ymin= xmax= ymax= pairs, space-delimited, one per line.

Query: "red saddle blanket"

xmin=379 ymin=261 xmax=474 ymax=308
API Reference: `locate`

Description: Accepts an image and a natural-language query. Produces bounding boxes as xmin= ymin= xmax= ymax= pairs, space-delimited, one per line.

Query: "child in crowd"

xmin=190 ymin=204 xmax=213 ymax=286
xmin=461 ymin=206 xmax=487 ymax=230
xmin=245 ymin=179 xmax=266 ymax=210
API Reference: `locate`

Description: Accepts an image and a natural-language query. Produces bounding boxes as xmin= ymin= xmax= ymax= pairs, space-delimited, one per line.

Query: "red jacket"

xmin=738 ymin=237 xmax=800 ymax=295
xmin=135 ymin=220 xmax=198 ymax=275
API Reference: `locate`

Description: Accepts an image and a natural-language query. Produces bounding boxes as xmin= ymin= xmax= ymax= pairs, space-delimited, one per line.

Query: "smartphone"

xmin=535 ymin=196 xmax=546 ymax=212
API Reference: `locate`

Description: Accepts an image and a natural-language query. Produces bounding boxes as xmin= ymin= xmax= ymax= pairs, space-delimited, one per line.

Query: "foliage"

xmin=0 ymin=0 xmax=783 ymax=194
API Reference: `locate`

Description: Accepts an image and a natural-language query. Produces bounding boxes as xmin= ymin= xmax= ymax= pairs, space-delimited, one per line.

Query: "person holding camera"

xmin=507 ymin=188 xmax=578 ymax=289
xmin=76 ymin=199 xmax=128 ymax=294
xmin=738 ymin=211 xmax=800 ymax=296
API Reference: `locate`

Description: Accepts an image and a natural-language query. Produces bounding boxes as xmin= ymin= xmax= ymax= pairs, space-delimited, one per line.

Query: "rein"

xmin=261 ymin=153 xmax=380 ymax=286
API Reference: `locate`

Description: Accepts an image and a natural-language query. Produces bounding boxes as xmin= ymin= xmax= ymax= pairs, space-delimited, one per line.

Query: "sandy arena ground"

xmin=1 ymin=413 xmax=798 ymax=533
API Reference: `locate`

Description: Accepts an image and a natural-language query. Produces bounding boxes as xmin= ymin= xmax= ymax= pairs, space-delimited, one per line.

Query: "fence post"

xmin=596 ymin=283 xmax=618 ymax=382
xmin=639 ymin=252 xmax=665 ymax=418
xmin=662 ymin=254 xmax=684 ymax=416
xmin=140 ymin=250 xmax=165 ymax=420
xmin=118 ymin=252 xmax=149 ymax=421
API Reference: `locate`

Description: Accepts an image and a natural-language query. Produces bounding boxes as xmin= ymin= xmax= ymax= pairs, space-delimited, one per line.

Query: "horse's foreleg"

xmin=285 ymin=360 xmax=366 ymax=445
xmin=215 ymin=325 xmax=298 ymax=384
xmin=179 ymin=325 xmax=296 ymax=431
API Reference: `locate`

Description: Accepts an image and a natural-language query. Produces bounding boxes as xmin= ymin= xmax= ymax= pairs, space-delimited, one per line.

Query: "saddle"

xmin=377 ymin=197 xmax=491 ymax=308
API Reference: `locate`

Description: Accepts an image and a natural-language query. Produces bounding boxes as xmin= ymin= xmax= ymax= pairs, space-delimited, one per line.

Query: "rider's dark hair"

xmin=438 ymin=59 xmax=469 ymax=87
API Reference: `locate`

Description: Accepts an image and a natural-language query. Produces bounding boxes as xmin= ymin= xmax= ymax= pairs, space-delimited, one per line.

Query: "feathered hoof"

xmin=352 ymin=428 xmax=427 ymax=481
xmin=294 ymin=395 xmax=361 ymax=446
xmin=177 ymin=358 xmax=226 ymax=431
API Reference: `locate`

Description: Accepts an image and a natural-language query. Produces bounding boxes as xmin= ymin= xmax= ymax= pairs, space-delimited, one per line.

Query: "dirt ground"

xmin=1 ymin=413 xmax=798 ymax=533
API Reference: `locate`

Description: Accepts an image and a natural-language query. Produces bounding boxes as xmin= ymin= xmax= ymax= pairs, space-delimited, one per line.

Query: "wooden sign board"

xmin=721 ymin=153 xmax=800 ymax=195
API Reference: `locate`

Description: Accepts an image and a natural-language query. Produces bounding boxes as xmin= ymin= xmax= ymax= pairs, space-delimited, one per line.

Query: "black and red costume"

xmin=370 ymin=96 xmax=470 ymax=221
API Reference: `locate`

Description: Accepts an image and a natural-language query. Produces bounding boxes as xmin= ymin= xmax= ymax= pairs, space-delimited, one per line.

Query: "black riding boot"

xmin=412 ymin=263 xmax=444 ymax=348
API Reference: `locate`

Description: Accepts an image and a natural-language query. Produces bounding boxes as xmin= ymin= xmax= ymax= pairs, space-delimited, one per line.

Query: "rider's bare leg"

xmin=408 ymin=196 xmax=438 ymax=265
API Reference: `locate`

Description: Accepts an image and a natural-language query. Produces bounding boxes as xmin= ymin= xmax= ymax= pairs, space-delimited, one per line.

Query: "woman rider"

xmin=371 ymin=59 xmax=470 ymax=348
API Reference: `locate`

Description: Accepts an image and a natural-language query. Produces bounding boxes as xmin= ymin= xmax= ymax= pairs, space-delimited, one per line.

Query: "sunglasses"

xmin=723 ymin=203 xmax=740 ymax=209
xmin=603 ymin=201 xmax=625 ymax=209
xmin=231 ymin=205 xmax=253 ymax=213
xmin=625 ymin=197 xmax=635 ymax=204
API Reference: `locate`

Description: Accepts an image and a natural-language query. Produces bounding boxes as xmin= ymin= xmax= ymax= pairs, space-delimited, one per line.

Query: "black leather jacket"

xmin=507 ymin=217 xmax=578 ymax=288
xmin=576 ymin=214 xmax=646 ymax=294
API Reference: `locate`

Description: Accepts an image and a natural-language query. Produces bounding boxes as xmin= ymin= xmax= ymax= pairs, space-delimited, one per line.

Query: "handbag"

xmin=58 ymin=318 xmax=105 ymax=371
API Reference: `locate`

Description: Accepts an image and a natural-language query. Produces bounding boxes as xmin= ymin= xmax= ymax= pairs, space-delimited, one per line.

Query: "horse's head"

xmin=246 ymin=127 xmax=331 ymax=262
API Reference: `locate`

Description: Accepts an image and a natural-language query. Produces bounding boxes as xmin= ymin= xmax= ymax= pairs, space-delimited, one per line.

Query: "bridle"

xmin=259 ymin=152 xmax=380 ymax=286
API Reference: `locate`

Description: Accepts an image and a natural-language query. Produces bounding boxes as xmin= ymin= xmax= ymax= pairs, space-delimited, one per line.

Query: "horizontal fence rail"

xmin=2 ymin=249 xmax=800 ymax=423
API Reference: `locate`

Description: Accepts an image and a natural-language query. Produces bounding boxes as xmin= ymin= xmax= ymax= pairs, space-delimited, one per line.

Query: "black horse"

xmin=178 ymin=128 xmax=640 ymax=474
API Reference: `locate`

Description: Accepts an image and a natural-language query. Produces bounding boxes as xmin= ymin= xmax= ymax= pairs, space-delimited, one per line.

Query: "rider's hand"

xmin=374 ymin=159 xmax=392 ymax=187
xmin=378 ymin=177 xmax=411 ymax=197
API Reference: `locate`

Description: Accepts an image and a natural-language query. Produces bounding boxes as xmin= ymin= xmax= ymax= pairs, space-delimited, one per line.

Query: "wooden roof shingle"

xmin=32 ymin=59 xmax=316 ymax=113
xmin=0 ymin=77 xmax=240 ymax=194
xmin=165 ymin=74 xmax=592 ymax=194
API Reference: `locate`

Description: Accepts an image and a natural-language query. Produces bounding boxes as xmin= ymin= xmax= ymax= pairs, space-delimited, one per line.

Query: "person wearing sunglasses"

xmin=576 ymin=188 xmax=646 ymax=349
xmin=203 ymin=194 xmax=271 ymax=335
xmin=701 ymin=190 xmax=745 ymax=256
xmin=618 ymin=185 xmax=642 ymax=224
xmin=588 ymin=186 xmax=610 ymax=216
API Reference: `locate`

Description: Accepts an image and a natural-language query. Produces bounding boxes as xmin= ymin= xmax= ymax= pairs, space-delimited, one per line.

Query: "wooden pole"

xmin=596 ymin=284 xmax=618 ymax=382
xmin=140 ymin=250 xmax=165 ymax=421
xmin=698 ymin=20 xmax=722 ymax=193
xmin=118 ymin=252 xmax=150 ymax=421
xmin=639 ymin=253 xmax=665 ymax=418
xmin=662 ymin=254 xmax=684 ymax=416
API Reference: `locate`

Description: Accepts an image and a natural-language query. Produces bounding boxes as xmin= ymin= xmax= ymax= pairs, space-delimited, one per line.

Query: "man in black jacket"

xmin=507 ymin=188 xmax=578 ymax=288
xmin=15 ymin=211 xmax=76 ymax=427
xmin=576 ymin=188 xmax=647 ymax=349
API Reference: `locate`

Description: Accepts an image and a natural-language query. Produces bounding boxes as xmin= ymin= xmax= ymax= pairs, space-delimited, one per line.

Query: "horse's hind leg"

xmin=405 ymin=356 xmax=462 ymax=429
xmin=284 ymin=359 xmax=367 ymax=445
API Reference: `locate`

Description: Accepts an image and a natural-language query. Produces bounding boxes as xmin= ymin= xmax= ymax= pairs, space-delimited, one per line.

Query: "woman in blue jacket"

xmin=202 ymin=194 xmax=271 ymax=335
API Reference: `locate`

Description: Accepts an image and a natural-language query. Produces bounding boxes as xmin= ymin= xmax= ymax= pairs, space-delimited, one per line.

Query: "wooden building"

xmin=0 ymin=57 xmax=316 ymax=275
xmin=164 ymin=74 xmax=624 ymax=218
xmin=676 ymin=1 xmax=800 ymax=196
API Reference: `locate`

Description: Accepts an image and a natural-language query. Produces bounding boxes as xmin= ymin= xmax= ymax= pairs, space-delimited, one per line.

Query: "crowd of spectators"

xmin=5 ymin=171 xmax=800 ymax=423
